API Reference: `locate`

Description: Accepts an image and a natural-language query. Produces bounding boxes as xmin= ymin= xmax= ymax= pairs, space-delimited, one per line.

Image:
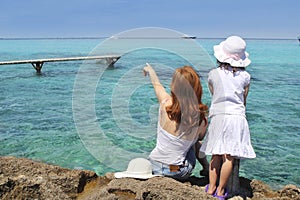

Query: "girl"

xmin=144 ymin=64 xmax=209 ymax=181
xmin=201 ymin=36 xmax=256 ymax=199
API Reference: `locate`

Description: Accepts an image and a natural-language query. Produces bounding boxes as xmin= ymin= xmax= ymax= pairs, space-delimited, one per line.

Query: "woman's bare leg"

xmin=198 ymin=156 xmax=209 ymax=174
xmin=195 ymin=141 xmax=209 ymax=175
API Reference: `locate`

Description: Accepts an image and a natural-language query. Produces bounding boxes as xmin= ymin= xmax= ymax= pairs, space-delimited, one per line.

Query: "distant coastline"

xmin=0 ymin=37 xmax=298 ymax=40
xmin=0 ymin=37 xmax=108 ymax=40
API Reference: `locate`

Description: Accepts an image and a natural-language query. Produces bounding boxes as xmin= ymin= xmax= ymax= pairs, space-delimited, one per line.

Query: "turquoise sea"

xmin=0 ymin=37 xmax=299 ymax=190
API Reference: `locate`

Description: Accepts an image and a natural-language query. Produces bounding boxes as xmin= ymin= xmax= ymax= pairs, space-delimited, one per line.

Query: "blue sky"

xmin=0 ymin=0 xmax=299 ymax=39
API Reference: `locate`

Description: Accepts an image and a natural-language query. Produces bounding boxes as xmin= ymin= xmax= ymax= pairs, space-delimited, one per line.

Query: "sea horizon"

xmin=0 ymin=36 xmax=298 ymax=40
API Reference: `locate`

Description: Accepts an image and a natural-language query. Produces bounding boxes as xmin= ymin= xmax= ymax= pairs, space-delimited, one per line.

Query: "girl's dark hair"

xmin=216 ymin=60 xmax=245 ymax=73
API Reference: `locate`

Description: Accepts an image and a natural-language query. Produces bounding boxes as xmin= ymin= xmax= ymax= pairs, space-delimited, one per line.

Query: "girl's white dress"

xmin=200 ymin=67 xmax=256 ymax=159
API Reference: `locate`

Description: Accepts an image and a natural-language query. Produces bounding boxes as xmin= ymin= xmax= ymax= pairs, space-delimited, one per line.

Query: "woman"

xmin=144 ymin=64 xmax=208 ymax=181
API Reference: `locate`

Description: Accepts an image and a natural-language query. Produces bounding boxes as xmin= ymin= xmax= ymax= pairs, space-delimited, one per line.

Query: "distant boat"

xmin=181 ymin=35 xmax=197 ymax=39
xmin=298 ymin=36 xmax=300 ymax=42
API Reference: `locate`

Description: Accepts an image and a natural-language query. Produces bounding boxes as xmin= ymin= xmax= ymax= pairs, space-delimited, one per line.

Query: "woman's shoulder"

xmin=159 ymin=98 xmax=172 ymax=117
xmin=161 ymin=97 xmax=172 ymax=107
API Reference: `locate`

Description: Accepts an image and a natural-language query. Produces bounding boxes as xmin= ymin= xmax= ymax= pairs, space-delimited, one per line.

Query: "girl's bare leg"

xmin=207 ymin=155 xmax=222 ymax=195
xmin=217 ymin=154 xmax=233 ymax=196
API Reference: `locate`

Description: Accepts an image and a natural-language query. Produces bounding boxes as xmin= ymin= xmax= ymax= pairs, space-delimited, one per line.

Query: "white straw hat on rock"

xmin=114 ymin=158 xmax=159 ymax=179
xmin=214 ymin=35 xmax=251 ymax=67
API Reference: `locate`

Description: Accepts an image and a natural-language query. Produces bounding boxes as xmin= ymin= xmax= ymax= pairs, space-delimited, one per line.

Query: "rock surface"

xmin=0 ymin=156 xmax=299 ymax=200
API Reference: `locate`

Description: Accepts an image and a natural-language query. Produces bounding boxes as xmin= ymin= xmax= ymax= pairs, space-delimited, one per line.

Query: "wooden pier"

xmin=0 ymin=55 xmax=121 ymax=73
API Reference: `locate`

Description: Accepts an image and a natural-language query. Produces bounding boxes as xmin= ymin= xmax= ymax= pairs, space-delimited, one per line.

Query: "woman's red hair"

xmin=166 ymin=66 xmax=208 ymax=131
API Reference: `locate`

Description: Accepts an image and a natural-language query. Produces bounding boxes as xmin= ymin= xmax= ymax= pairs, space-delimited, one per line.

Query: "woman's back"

xmin=149 ymin=99 xmax=201 ymax=165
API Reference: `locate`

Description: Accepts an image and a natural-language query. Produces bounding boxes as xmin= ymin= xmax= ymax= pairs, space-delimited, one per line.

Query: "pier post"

xmin=106 ymin=57 xmax=120 ymax=68
xmin=31 ymin=62 xmax=44 ymax=73
xmin=227 ymin=158 xmax=240 ymax=196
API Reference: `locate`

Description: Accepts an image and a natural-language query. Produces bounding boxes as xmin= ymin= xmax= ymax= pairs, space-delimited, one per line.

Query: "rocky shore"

xmin=0 ymin=156 xmax=299 ymax=200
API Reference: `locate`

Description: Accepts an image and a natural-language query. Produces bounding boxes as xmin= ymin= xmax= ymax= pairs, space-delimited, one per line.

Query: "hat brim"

xmin=114 ymin=171 xmax=159 ymax=179
xmin=213 ymin=43 xmax=251 ymax=67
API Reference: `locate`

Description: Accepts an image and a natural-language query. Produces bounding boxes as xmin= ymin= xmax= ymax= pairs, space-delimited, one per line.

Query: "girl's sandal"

xmin=205 ymin=184 xmax=216 ymax=196
xmin=213 ymin=190 xmax=228 ymax=200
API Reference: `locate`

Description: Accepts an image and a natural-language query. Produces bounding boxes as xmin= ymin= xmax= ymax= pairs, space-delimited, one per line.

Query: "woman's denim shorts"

xmin=148 ymin=148 xmax=196 ymax=181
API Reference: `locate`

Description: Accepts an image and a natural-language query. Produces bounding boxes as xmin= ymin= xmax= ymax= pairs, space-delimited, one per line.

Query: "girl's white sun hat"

xmin=213 ymin=36 xmax=251 ymax=67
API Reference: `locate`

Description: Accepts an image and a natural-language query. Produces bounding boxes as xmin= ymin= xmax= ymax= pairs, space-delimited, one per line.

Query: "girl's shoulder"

xmin=209 ymin=68 xmax=219 ymax=73
xmin=208 ymin=68 xmax=219 ymax=78
xmin=239 ymin=69 xmax=250 ymax=78
xmin=241 ymin=70 xmax=251 ymax=85
xmin=240 ymin=69 xmax=250 ymax=75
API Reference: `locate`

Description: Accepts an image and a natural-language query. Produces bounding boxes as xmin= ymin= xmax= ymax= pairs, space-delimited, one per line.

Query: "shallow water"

xmin=0 ymin=38 xmax=299 ymax=189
